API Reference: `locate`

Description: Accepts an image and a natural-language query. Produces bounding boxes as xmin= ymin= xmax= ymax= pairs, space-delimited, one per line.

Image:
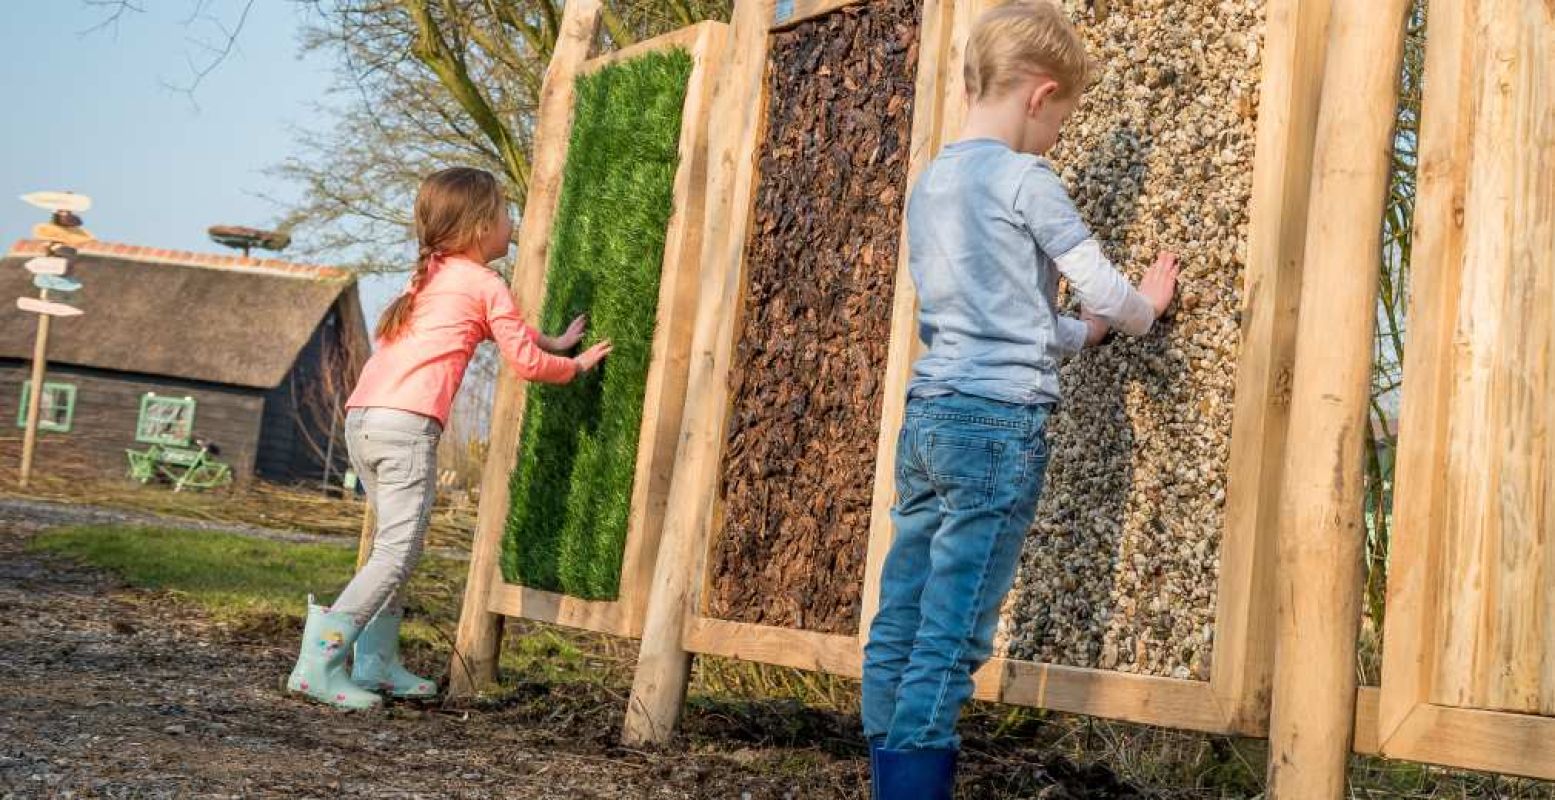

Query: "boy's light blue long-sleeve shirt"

xmin=906 ymin=138 xmax=1154 ymax=406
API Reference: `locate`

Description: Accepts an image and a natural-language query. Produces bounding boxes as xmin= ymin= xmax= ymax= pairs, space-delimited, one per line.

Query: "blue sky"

xmin=0 ymin=1 xmax=398 ymax=320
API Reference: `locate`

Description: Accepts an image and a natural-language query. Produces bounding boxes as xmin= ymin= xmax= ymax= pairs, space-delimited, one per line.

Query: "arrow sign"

xmin=20 ymin=191 xmax=92 ymax=213
xmin=23 ymin=257 xmax=67 ymax=276
xmin=33 ymin=275 xmax=81 ymax=293
xmin=17 ymin=297 xmax=83 ymax=317
xmin=32 ymin=222 xmax=94 ymax=247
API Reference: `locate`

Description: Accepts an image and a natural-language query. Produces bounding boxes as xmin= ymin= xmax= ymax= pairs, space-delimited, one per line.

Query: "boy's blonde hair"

xmin=965 ymin=1 xmax=1092 ymax=101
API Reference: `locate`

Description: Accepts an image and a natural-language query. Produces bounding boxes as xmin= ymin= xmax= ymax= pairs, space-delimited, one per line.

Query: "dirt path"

xmin=0 ymin=501 xmax=1144 ymax=799
xmin=0 ymin=513 xmax=872 ymax=799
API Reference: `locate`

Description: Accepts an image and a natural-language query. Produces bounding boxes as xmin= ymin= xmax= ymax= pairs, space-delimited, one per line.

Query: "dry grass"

xmin=0 ymin=460 xmax=477 ymax=552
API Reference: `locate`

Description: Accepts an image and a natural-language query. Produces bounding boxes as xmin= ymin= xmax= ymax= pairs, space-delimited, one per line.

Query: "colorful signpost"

xmin=15 ymin=191 xmax=92 ymax=488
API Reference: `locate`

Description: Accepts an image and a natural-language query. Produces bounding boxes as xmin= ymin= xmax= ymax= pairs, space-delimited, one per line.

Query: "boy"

xmin=861 ymin=3 xmax=1179 ymax=796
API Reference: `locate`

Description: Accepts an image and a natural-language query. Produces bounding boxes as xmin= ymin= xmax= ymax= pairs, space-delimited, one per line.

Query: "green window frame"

xmin=16 ymin=381 xmax=76 ymax=433
xmin=135 ymin=393 xmax=197 ymax=446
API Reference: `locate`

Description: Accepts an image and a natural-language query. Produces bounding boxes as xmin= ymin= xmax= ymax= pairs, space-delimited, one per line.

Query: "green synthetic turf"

xmin=501 ymin=49 xmax=694 ymax=601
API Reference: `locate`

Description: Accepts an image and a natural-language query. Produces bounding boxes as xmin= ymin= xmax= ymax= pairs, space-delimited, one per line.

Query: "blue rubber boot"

xmin=875 ymin=747 xmax=957 ymax=800
xmin=351 ymin=609 xmax=436 ymax=698
xmin=286 ymin=596 xmax=382 ymax=710
xmin=868 ymin=738 xmax=886 ymax=800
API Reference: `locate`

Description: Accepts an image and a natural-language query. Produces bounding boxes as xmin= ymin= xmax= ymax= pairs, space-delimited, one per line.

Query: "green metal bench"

xmin=125 ymin=438 xmax=232 ymax=492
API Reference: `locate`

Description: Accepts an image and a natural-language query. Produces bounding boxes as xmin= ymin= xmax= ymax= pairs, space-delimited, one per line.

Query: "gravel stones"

xmin=1001 ymin=0 xmax=1266 ymax=680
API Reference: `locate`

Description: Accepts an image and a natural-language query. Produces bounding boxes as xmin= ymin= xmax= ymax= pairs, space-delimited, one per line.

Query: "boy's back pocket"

xmin=925 ymin=432 xmax=1004 ymax=512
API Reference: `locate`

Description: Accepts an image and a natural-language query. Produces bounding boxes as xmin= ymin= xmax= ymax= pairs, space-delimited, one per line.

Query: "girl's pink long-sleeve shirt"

xmin=346 ymin=255 xmax=577 ymax=427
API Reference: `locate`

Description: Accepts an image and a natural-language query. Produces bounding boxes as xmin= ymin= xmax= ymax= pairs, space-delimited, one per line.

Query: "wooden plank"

xmin=624 ymin=0 xmax=777 ymax=746
xmin=858 ymin=0 xmax=960 ymax=643
xmin=1384 ymin=704 xmax=1555 ymax=781
xmin=1209 ymin=0 xmax=1332 ymax=735
xmin=683 ymin=618 xmax=863 ymax=678
xmin=1438 ymin=0 xmax=1552 ymax=715
xmin=773 ymin=0 xmax=872 ymax=31
xmin=447 ymin=0 xmax=602 ymax=699
xmin=1377 ymin=0 xmax=1476 ymax=742
xmin=975 ymin=658 xmax=1240 ymax=735
xmin=1353 ymin=686 xmax=1381 ymax=755
xmin=1264 ymin=0 xmax=1411 ymax=795
xmin=611 ymin=22 xmax=728 ymax=638
xmin=579 ymin=21 xmax=717 ymax=74
xmin=487 ymin=580 xmax=635 ymax=639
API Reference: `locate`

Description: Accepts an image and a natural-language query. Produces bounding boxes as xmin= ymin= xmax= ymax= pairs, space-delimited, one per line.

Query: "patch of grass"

xmin=502 ymin=48 xmax=695 ymax=600
xmin=29 ymin=525 xmax=361 ymax=621
xmin=27 ymin=523 xmax=628 ymax=689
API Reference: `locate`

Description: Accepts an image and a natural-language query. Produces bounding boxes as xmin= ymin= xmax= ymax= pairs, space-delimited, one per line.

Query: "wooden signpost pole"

xmin=15 ymin=192 xmax=92 ymax=489
xmin=17 ymin=294 xmax=51 ymax=488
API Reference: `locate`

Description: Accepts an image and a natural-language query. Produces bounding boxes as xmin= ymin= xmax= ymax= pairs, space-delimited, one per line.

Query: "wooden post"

xmin=355 ymin=505 xmax=375 ymax=570
xmin=18 ymin=292 xmax=52 ymax=489
xmin=1210 ymin=0 xmax=1332 ymax=733
xmin=622 ymin=0 xmax=774 ymax=746
xmin=446 ymin=0 xmax=602 ymax=699
xmin=1265 ymin=0 xmax=1410 ymax=795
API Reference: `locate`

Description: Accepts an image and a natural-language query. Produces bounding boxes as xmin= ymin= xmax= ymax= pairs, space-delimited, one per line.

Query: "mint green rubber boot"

xmin=287 ymin=596 xmax=382 ymax=710
xmin=351 ymin=609 xmax=437 ymax=698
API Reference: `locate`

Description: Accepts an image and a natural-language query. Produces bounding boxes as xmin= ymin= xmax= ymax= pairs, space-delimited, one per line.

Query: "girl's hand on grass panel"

xmin=555 ymin=315 xmax=588 ymax=351
xmin=574 ymin=341 xmax=613 ymax=375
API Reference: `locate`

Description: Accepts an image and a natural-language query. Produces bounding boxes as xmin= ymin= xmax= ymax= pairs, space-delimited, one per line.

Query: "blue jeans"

xmin=862 ymin=392 xmax=1052 ymax=751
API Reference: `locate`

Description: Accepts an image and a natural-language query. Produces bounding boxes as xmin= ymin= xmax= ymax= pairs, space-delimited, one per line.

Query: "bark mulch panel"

xmin=707 ymin=0 xmax=923 ymax=635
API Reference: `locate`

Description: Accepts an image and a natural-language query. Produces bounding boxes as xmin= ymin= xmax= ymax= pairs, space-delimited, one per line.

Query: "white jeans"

xmin=332 ymin=407 xmax=442 ymax=625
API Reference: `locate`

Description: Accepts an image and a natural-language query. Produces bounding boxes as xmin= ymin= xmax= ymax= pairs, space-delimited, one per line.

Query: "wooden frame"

xmin=657 ymin=0 xmax=956 ymax=687
xmin=487 ymin=20 xmax=727 ymax=641
xmin=627 ymin=0 xmax=1330 ymax=742
xmin=1372 ymin=0 xmax=1555 ymax=781
xmin=447 ymin=6 xmax=726 ymax=694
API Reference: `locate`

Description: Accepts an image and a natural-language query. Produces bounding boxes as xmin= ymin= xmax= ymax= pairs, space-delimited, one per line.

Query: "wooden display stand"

xmin=1368 ymin=0 xmax=1555 ymax=781
xmin=625 ymin=0 xmax=1333 ymax=746
xmin=447 ymin=2 xmax=726 ymax=696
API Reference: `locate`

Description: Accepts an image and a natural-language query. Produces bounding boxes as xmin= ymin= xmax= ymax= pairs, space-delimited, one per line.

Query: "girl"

xmin=289 ymin=167 xmax=612 ymax=709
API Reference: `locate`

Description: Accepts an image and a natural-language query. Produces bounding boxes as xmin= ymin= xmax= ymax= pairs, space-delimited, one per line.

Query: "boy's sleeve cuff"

xmin=1054 ymin=315 xmax=1090 ymax=356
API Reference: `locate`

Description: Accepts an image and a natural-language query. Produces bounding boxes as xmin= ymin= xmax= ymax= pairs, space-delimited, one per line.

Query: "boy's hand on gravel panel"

xmin=573 ymin=341 xmax=613 ymax=375
xmin=1139 ymin=252 xmax=1180 ymax=318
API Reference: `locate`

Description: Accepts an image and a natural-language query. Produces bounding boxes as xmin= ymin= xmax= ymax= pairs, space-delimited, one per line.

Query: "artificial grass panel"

xmin=501 ymin=49 xmax=694 ymax=600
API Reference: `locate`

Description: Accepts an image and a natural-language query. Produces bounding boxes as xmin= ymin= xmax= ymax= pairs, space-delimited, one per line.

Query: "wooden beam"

xmin=486 ymin=581 xmax=635 ymax=639
xmin=1375 ymin=0 xmax=1475 ymax=744
xmin=579 ymin=21 xmax=717 ymax=74
xmin=1264 ymin=0 xmax=1411 ymax=795
xmin=354 ymin=505 xmax=375 ymax=570
xmin=610 ymin=21 xmax=728 ymax=637
xmin=773 ymin=0 xmax=871 ymax=31
xmin=1209 ymin=0 xmax=1331 ymax=735
xmin=1384 ymin=704 xmax=1555 ymax=781
xmin=447 ymin=0 xmax=602 ymax=699
xmin=1428 ymin=0 xmax=1553 ymax=716
xmin=683 ymin=618 xmax=863 ymax=678
xmin=623 ymin=0 xmax=777 ymax=747
xmin=858 ymin=0 xmax=961 ymax=644
xmin=1353 ymin=686 xmax=1381 ymax=755
xmin=975 ymin=659 xmax=1242 ymax=735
